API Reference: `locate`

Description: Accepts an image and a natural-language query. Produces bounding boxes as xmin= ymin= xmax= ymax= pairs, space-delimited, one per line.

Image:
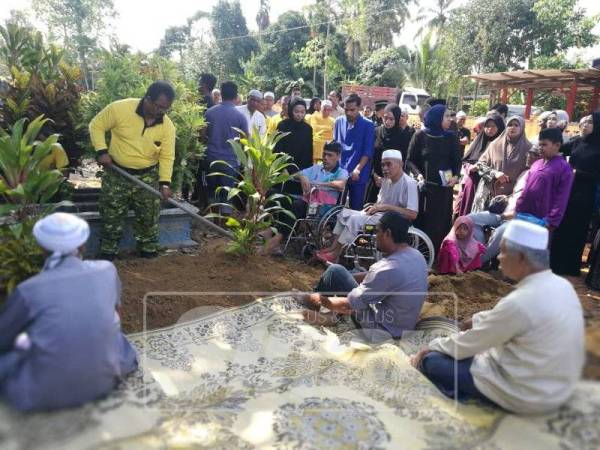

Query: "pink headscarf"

xmin=443 ymin=216 xmax=481 ymax=271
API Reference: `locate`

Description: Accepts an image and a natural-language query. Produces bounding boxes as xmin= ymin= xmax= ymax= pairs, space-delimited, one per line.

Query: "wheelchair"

xmin=282 ymin=185 xmax=347 ymax=258
xmin=341 ymin=220 xmax=436 ymax=271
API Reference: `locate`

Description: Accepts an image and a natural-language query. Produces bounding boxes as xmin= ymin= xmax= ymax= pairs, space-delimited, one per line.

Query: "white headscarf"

xmin=33 ymin=213 xmax=90 ymax=270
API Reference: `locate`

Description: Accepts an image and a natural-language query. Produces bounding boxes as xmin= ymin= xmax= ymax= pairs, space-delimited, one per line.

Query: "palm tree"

xmin=405 ymin=32 xmax=438 ymax=93
xmin=415 ymin=0 xmax=457 ymax=37
xmin=256 ymin=0 xmax=270 ymax=34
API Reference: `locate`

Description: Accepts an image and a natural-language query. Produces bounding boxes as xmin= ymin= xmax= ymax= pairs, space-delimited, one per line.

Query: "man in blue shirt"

xmin=334 ymin=93 xmax=375 ymax=210
xmin=204 ymin=81 xmax=249 ymax=214
xmin=0 ymin=213 xmax=137 ymax=411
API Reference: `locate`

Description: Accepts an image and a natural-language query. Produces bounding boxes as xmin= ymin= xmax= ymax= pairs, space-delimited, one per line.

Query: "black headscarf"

xmin=373 ymin=104 xmax=413 ymax=174
xmin=381 ymin=104 xmax=401 ymax=139
xmin=277 ymin=97 xmax=313 ymax=178
xmin=462 ymin=114 xmax=505 ymax=163
xmin=307 ymin=97 xmax=321 ymax=115
xmin=585 ymin=111 xmax=600 ymax=146
xmin=286 ymin=97 xmax=308 ymax=130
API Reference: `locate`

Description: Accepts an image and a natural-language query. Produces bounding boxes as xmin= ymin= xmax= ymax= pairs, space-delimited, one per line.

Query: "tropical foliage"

xmin=0 ymin=116 xmax=65 ymax=220
xmin=209 ymin=130 xmax=295 ymax=256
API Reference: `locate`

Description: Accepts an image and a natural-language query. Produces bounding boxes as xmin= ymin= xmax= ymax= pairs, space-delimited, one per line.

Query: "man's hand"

xmin=300 ymin=177 xmax=311 ymax=196
xmin=97 ymin=153 xmax=113 ymax=167
xmin=365 ymin=204 xmax=382 ymax=215
xmin=501 ymin=211 xmax=515 ymax=221
xmin=459 ymin=137 xmax=469 ymax=146
xmin=460 ymin=317 xmax=473 ymax=331
xmin=351 ymin=168 xmax=361 ymax=182
xmin=321 ymin=296 xmax=352 ymax=315
xmin=495 ymin=172 xmax=510 ymax=184
xmin=410 ymin=346 xmax=431 ymax=369
xmin=446 ymin=176 xmax=459 ymax=187
xmin=160 ymin=185 xmax=172 ymax=201
xmin=374 ymin=175 xmax=383 ymax=188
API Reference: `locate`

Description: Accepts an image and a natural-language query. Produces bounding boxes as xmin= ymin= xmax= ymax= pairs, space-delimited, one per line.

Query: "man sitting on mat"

xmin=315 ymin=149 xmax=418 ymax=263
xmin=262 ymin=141 xmax=348 ymax=255
xmin=0 ymin=213 xmax=138 ymax=412
xmin=302 ymin=212 xmax=428 ymax=341
xmin=410 ymin=220 xmax=585 ymax=414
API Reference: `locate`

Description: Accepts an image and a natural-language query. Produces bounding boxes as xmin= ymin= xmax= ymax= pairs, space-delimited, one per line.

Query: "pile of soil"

xmin=117 ymin=236 xmax=600 ymax=379
xmin=117 ymin=237 xmax=322 ymax=333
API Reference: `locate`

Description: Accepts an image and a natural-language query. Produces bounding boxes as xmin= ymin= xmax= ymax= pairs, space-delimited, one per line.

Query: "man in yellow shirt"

xmin=89 ymin=80 xmax=176 ymax=259
xmin=307 ymin=99 xmax=335 ymax=162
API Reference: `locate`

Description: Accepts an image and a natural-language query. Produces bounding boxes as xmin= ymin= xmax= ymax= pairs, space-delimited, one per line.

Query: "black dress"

xmin=407 ymin=130 xmax=462 ymax=253
xmin=276 ymin=118 xmax=313 ymax=196
xmin=551 ymin=129 xmax=600 ymax=275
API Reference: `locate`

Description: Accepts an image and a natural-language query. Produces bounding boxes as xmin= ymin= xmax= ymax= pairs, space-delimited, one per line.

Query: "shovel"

xmin=110 ymin=165 xmax=233 ymax=239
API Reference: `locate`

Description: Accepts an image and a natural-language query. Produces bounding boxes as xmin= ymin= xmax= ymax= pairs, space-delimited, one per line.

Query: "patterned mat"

xmin=1 ymin=296 xmax=599 ymax=449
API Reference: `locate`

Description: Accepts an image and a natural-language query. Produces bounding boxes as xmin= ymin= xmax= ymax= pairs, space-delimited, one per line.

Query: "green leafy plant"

xmin=0 ymin=218 xmax=45 ymax=299
xmin=209 ymin=129 xmax=295 ymax=256
xmin=0 ymin=116 xmax=65 ymax=219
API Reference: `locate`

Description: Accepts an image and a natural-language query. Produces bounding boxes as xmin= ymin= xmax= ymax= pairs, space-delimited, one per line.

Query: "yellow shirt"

xmin=267 ymin=113 xmax=284 ymax=136
xmin=39 ymin=143 xmax=69 ymax=171
xmin=308 ymin=112 xmax=335 ymax=161
xmin=89 ymin=98 xmax=176 ymax=183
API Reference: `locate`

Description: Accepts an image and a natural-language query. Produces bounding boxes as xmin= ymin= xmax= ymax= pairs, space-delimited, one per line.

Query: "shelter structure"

xmin=468 ymin=68 xmax=600 ymax=119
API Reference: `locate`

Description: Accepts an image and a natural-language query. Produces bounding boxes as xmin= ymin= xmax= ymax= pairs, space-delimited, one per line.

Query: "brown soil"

xmin=117 ymin=236 xmax=600 ymax=380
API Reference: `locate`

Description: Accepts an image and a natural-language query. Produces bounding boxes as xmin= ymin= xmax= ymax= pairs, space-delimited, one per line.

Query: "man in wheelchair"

xmin=315 ymin=149 xmax=418 ymax=263
xmin=262 ymin=142 xmax=349 ymax=255
xmin=301 ymin=212 xmax=429 ymax=341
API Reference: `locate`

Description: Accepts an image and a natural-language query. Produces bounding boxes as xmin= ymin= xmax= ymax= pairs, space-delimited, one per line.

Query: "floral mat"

xmin=1 ymin=296 xmax=599 ymax=449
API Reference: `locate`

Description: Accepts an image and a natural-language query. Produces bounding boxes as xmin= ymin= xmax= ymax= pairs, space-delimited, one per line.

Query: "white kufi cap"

xmin=264 ymin=91 xmax=274 ymax=99
xmin=248 ymin=89 xmax=263 ymax=99
xmin=33 ymin=212 xmax=90 ymax=254
xmin=381 ymin=149 xmax=403 ymax=161
xmin=503 ymin=219 xmax=548 ymax=250
xmin=456 ymin=110 xmax=467 ymax=119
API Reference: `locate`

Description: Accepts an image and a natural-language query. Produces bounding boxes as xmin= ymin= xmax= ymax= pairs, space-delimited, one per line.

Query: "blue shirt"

xmin=333 ymin=115 xmax=375 ymax=184
xmin=0 ymin=256 xmax=137 ymax=411
xmin=205 ymin=101 xmax=249 ymax=163
xmin=348 ymin=247 xmax=428 ymax=339
xmin=300 ymin=163 xmax=349 ymax=205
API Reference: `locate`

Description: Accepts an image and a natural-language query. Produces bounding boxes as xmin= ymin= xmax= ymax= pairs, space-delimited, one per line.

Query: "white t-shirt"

xmin=236 ymin=105 xmax=267 ymax=137
xmin=377 ymin=172 xmax=419 ymax=212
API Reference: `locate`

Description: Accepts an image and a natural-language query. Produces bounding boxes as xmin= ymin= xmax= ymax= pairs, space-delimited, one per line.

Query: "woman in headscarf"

xmin=307 ymin=97 xmax=321 ymax=116
xmin=366 ymin=104 xmax=414 ymax=202
xmin=437 ymin=216 xmax=486 ymax=274
xmin=407 ymin=104 xmax=462 ymax=251
xmin=276 ymin=96 xmax=314 ymax=195
xmin=470 ymin=115 xmax=530 ymax=213
xmin=454 ymin=114 xmax=505 ymax=217
xmin=552 ymin=111 xmax=600 ymax=277
xmin=307 ymin=99 xmax=335 ymax=162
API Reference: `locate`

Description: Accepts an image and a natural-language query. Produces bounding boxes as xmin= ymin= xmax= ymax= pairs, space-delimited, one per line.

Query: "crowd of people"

xmin=0 ymin=74 xmax=599 ymax=419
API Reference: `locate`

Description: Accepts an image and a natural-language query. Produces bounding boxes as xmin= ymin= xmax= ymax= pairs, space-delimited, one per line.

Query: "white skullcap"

xmin=248 ymin=89 xmax=263 ymax=99
xmin=34 ymin=213 xmax=90 ymax=255
xmin=475 ymin=116 xmax=487 ymax=126
xmin=456 ymin=110 xmax=467 ymax=119
xmin=503 ymin=219 xmax=548 ymax=250
xmin=211 ymin=88 xmax=220 ymax=95
xmin=321 ymin=99 xmax=333 ymax=108
xmin=538 ymin=111 xmax=552 ymax=121
xmin=381 ymin=149 xmax=403 ymax=161
xmin=264 ymin=91 xmax=275 ymax=99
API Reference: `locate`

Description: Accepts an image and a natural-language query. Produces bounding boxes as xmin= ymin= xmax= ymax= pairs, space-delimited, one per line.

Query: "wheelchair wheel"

xmin=316 ymin=206 xmax=343 ymax=250
xmin=407 ymin=226 xmax=435 ymax=269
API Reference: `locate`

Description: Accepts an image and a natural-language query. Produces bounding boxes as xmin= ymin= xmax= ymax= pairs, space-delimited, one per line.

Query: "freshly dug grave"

xmin=117 ymin=237 xmax=600 ymax=379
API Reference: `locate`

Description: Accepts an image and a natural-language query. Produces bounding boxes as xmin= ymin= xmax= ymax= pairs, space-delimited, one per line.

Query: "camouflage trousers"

xmin=99 ymin=166 xmax=160 ymax=255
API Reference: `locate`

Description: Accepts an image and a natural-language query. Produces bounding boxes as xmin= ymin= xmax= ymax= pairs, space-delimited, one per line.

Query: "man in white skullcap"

xmin=411 ymin=220 xmax=585 ymax=414
xmin=263 ymin=91 xmax=277 ymax=118
xmin=316 ymin=149 xmax=418 ymax=263
xmin=0 ymin=213 xmax=138 ymax=412
xmin=236 ymin=89 xmax=267 ymax=137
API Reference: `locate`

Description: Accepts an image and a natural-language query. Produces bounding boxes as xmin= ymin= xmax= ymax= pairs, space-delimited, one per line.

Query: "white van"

xmin=397 ymin=87 xmax=431 ymax=114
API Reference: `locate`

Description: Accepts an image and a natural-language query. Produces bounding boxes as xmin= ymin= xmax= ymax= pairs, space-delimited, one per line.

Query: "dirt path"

xmin=117 ymin=237 xmax=600 ymax=380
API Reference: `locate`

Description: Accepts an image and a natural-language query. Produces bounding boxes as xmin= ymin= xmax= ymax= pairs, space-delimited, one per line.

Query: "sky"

xmin=1 ymin=0 xmax=599 ymax=60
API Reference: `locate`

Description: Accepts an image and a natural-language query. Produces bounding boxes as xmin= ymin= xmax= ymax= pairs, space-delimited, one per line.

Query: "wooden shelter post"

xmin=591 ymin=86 xmax=600 ymax=113
xmin=566 ymin=80 xmax=578 ymax=120
xmin=500 ymin=87 xmax=508 ymax=103
xmin=525 ymin=88 xmax=534 ymax=119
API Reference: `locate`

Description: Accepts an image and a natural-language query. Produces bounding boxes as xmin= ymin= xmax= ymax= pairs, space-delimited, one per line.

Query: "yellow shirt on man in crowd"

xmin=89 ymin=98 xmax=176 ymax=183
xmin=307 ymin=112 xmax=335 ymax=161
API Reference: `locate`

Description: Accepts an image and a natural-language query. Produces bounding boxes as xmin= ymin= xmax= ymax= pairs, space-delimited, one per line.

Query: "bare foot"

xmin=302 ymin=309 xmax=339 ymax=326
